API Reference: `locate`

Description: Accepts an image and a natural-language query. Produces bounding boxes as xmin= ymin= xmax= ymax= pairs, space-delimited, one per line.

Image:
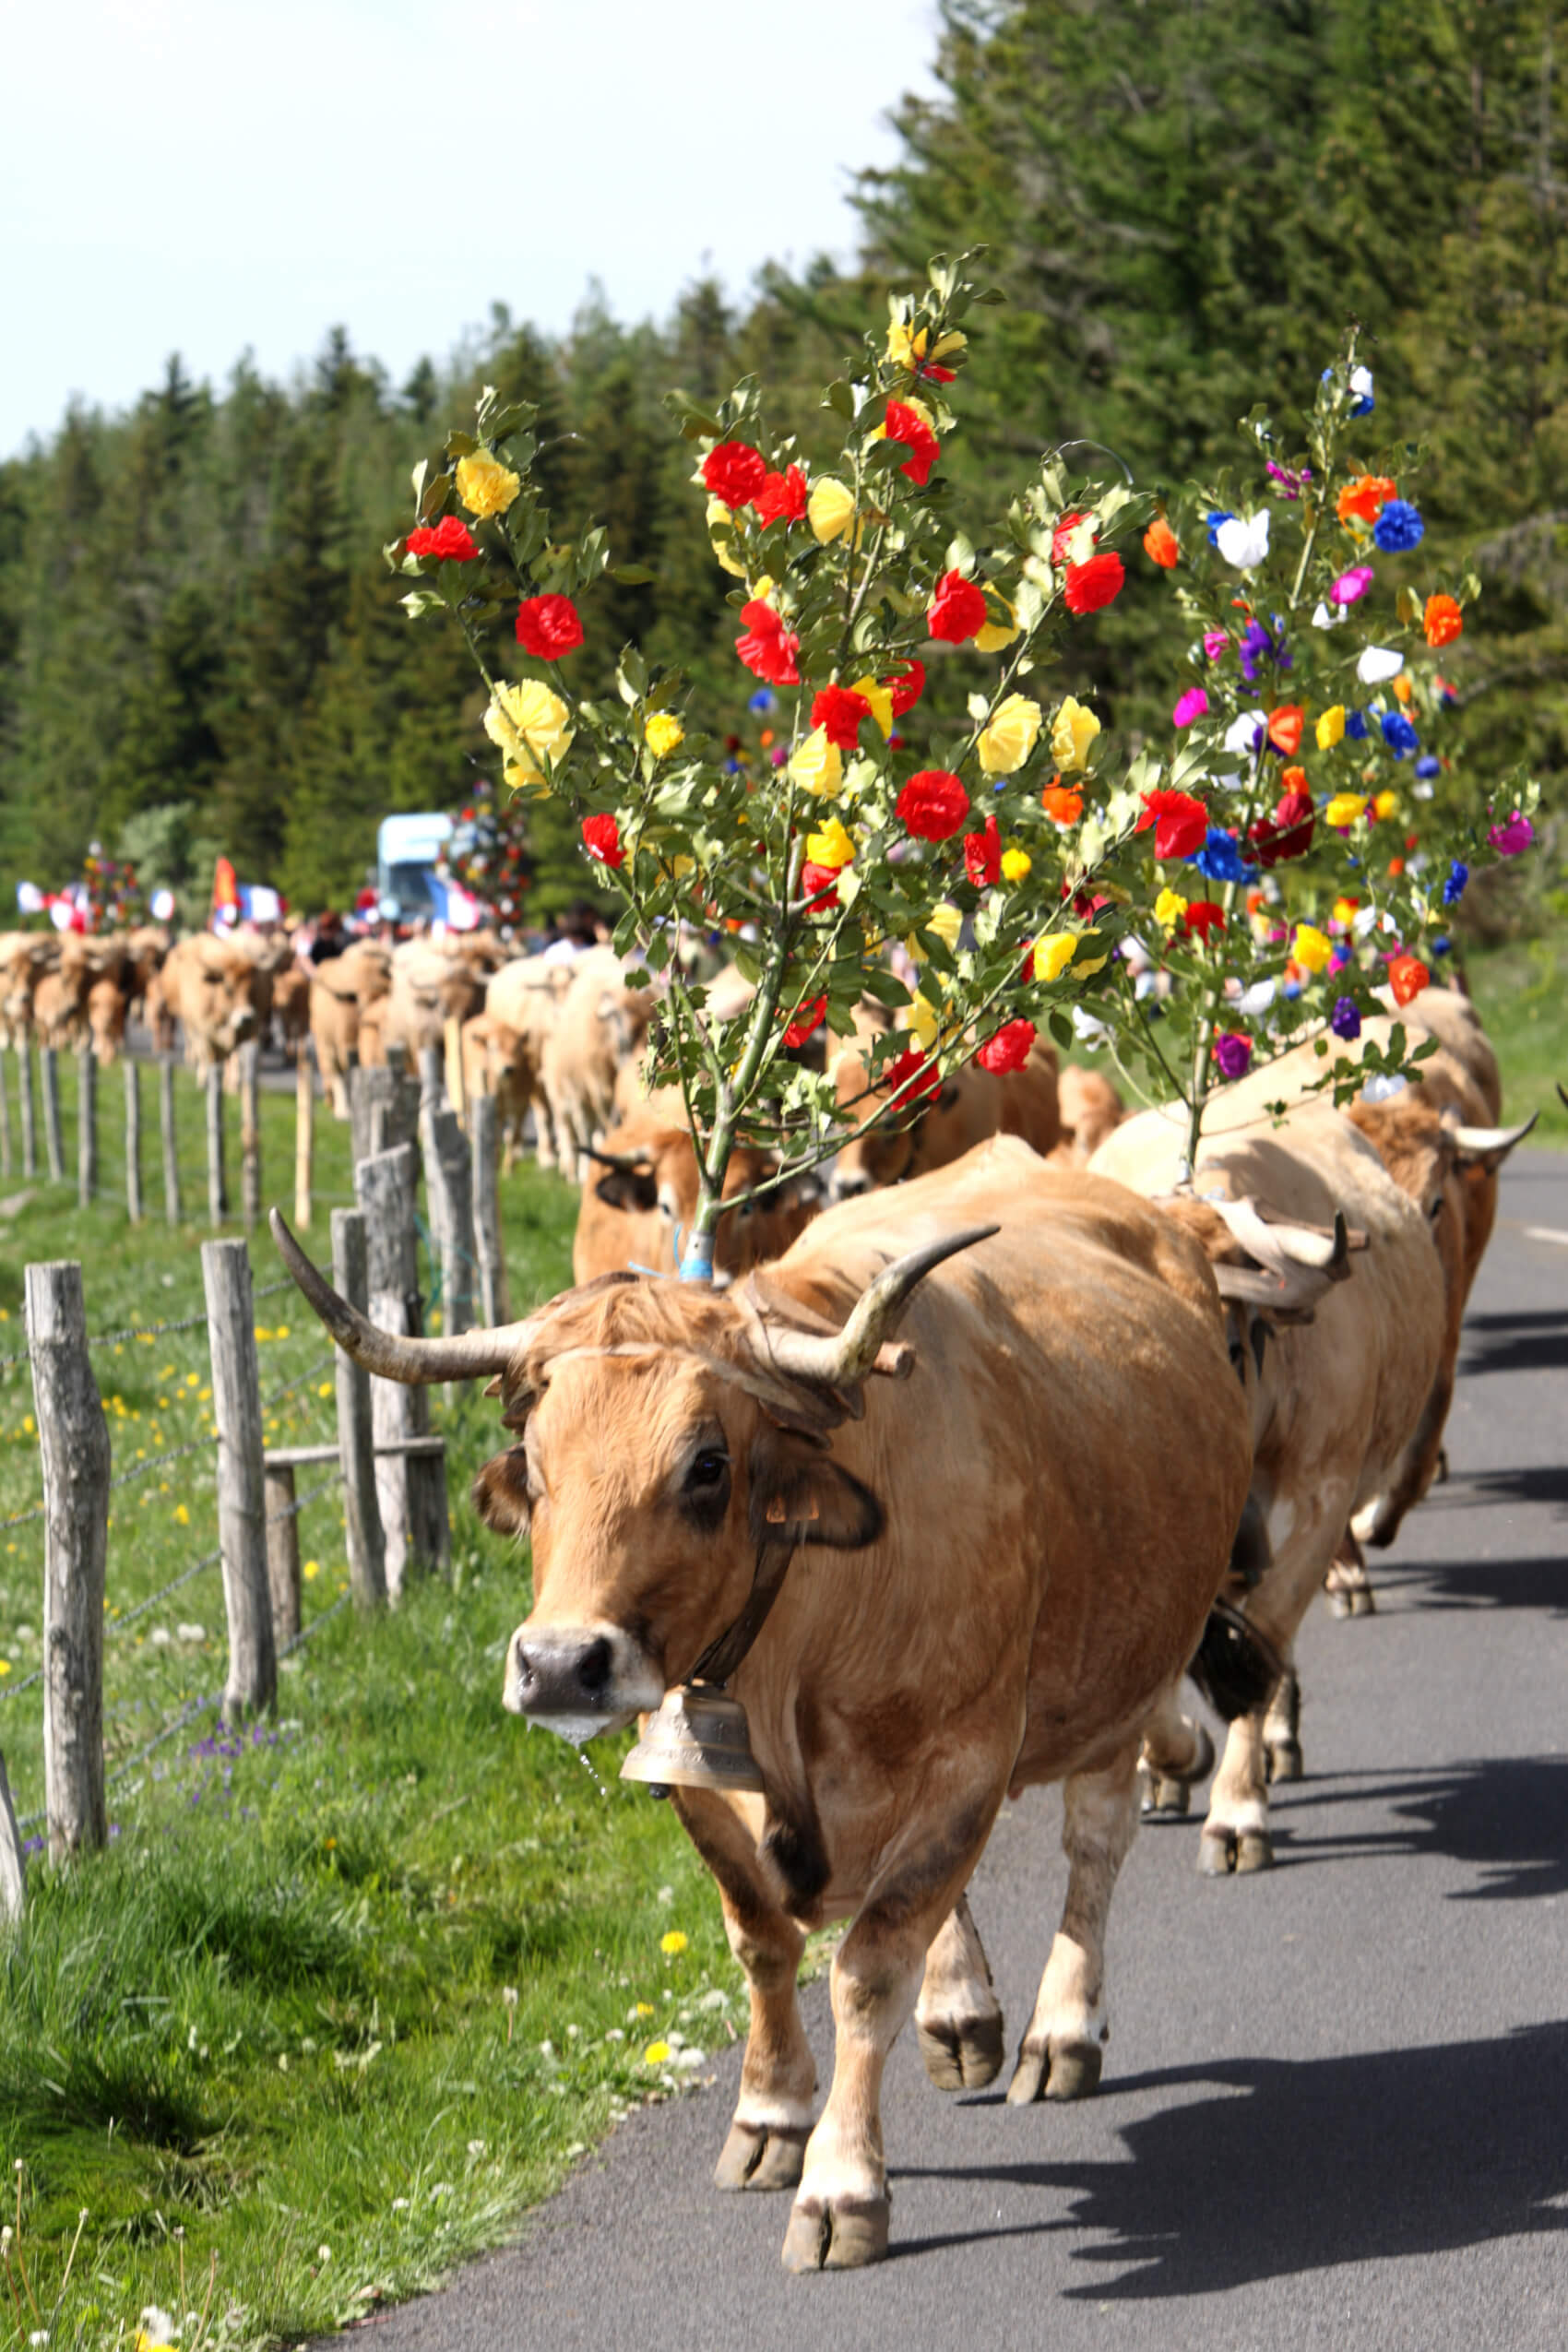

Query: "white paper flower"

xmin=1361 ymin=1072 xmax=1408 ymax=1104
xmin=1357 ymin=645 xmax=1405 ymax=684
xmin=1223 ymin=709 xmax=1268 ymax=755
xmin=1072 ymin=1006 xmax=1110 ymax=1048
xmin=1235 ymin=980 xmax=1278 ymax=1017
xmin=1216 ymin=512 xmax=1270 ymax=569
xmin=1312 ymin=600 xmax=1345 ymax=630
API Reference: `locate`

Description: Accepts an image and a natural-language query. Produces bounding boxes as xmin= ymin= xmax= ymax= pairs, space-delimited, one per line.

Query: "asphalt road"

xmin=336 ymin=1152 xmax=1568 ymax=2352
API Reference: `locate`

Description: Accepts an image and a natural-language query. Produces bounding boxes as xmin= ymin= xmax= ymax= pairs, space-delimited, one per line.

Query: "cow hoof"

xmin=1349 ymin=1587 xmax=1376 ymax=1617
xmin=1144 ymin=1773 xmax=1192 ymax=1816
xmin=1325 ymin=1586 xmax=1353 ymax=1621
xmin=1005 ymin=2034 xmax=1102 ymax=2105
xmin=1236 ymin=1829 xmax=1274 ymax=1872
xmin=781 ymin=2191 xmax=889 ymax=2272
xmin=714 ymin=2120 xmax=808 ymax=2192
xmin=1265 ymin=1739 xmax=1303 ymax=1785
xmin=917 ymin=2010 xmax=1005 ymax=2092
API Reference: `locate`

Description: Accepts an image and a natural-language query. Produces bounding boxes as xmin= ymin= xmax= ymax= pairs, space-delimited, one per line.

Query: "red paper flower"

xmin=1266 ymin=704 xmax=1304 ymax=756
xmin=407 ymin=515 xmax=478 ymax=561
xmin=735 ymin=600 xmax=800 ymax=685
xmin=754 ymin=464 xmax=808 ymax=528
xmin=897 ymin=769 xmax=970 ymax=841
xmin=1063 ymin=551 xmax=1125 ymax=615
xmin=1051 ymin=512 xmax=1093 ymax=565
xmin=581 ymin=814 xmax=624 ymax=869
xmin=800 ymin=862 xmax=840 ymax=909
xmin=1388 ymin=954 xmax=1431 ymax=1007
xmin=884 ymin=1048 xmax=944 ymax=1107
xmin=782 ymin=993 xmax=827 ymax=1050
xmin=976 ymin=1017 xmax=1036 ymax=1075
xmin=885 ymin=658 xmax=926 ymax=715
xmin=1248 ymin=789 xmax=1316 ymax=867
xmin=702 ymin=442 xmax=767 ymax=510
xmin=963 ymin=814 xmax=1001 ymax=887
xmin=516 ymin=594 xmax=584 ymax=660
xmin=885 ymin=398 xmax=941 ymax=486
xmin=927 ymin=571 xmax=989 ymax=643
xmin=812 ymin=684 xmax=873 ymax=749
xmin=1135 ymin=789 xmax=1209 ymax=861
xmin=1182 ymin=899 xmax=1227 ymax=942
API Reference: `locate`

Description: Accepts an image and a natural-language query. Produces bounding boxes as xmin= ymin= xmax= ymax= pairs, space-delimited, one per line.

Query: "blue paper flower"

xmin=1345 ymin=708 xmax=1368 ymax=742
xmin=1373 ymin=499 xmax=1424 ymax=553
xmin=1443 ymin=860 xmax=1468 ymax=906
xmin=1381 ymin=710 xmax=1420 ymax=759
xmin=1330 ymin=997 xmax=1362 ymax=1040
xmin=1206 ymin=510 xmax=1234 ymax=548
xmin=1186 ymin=826 xmax=1254 ymax=884
xmin=1415 ymin=754 xmax=1440 ymax=780
xmin=1433 ymin=935 xmax=1452 ymax=956
xmin=747 ymin=688 xmax=777 ymax=716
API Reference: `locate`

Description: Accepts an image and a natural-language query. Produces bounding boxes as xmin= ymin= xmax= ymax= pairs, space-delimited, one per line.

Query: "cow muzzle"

xmin=502 ymin=1622 xmax=663 ymax=1741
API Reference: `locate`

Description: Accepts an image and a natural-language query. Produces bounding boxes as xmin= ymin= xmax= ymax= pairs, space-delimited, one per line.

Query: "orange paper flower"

xmin=1143 ymin=517 xmax=1180 ymax=569
xmin=1041 ymin=783 xmax=1084 ymax=826
xmin=1267 ymin=705 xmax=1305 ymax=756
xmin=1424 ymin=593 xmax=1464 ymax=648
xmin=1336 ymin=475 xmax=1397 ymax=526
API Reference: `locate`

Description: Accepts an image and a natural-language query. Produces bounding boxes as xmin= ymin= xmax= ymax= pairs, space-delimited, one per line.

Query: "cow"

xmin=575 ymin=1115 xmax=819 ymax=1284
xmin=539 ymin=946 xmax=656 ymax=1179
xmin=310 ymin=940 xmax=393 ymax=1115
xmin=87 ymin=975 xmax=128 ymax=1064
xmin=158 ymin=933 xmax=264 ymax=1070
xmin=0 ymin=934 xmax=59 ymax=1046
xmin=480 ymin=953 xmax=579 ymax=1170
xmin=368 ymin=940 xmax=488 ymax=1066
xmin=1051 ymin=1063 xmax=1125 ymax=1164
xmin=827 ymin=1032 xmax=1061 ymax=1200
xmin=271 ymin=964 xmax=312 ymax=1063
xmin=270 ymin=1135 xmax=1312 ymax=2268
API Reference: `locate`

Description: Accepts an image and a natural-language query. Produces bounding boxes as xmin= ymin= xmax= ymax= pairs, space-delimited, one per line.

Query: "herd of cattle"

xmin=267 ymin=932 xmax=1539 ymax=2274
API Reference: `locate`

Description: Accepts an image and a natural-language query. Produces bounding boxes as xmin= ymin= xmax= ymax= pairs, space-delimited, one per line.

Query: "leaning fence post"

xmin=264 ymin=1460 xmax=303 ymax=1649
xmin=470 ymin=1092 xmax=508 ymax=1325
xmin=239 ymin=1039 xmax=261 ymax=1233
xmin=445 ymin=1014 xmax=468 ymax=1133
xmin=424 ymin=1107 xmax=476 ymax=1340
xmin=125 ymin=1058 xmax=143 ymax=1223
xmin=77 ymin=1044 xmax=97 ymax=1208
xmin=294 ymin=1052 xmax=314 ymax=1229
xmin=0 ymin=1753 xmax=24 ymax=1923
xmin=0 ymin=1046 xmax=11 ymax=1181
xmin=27 ymin=1259 xmax=110 ymax=1862
xmin=418 ymin=1044 xmax=444 ymax=1117
xmin=41 ymin=1046 xmax=64 ymax=1183
xmin=206 ymin=1063 xmax=227 ymax=1227
xmin=331 ymin=1208 xmax=387 ymax=1610
xmin=202 ymin=1238 xmax=276 ymax=1720
xmin=160 ymin=1058 xmax=181 ymax=1226
xmin=18 ymin=1041 xmax=36 ymax=1181
xmin=357 ymin=1143 xmax=447 ymax=1596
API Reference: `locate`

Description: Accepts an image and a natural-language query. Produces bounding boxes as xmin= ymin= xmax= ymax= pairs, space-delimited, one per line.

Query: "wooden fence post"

xmin=160 ymin=1058 xmax=181 ymax=1226
xmin=202 ymin=1238 xmax=276 ymax=1720
xmin=239 ymin=1040 xmax=261 ymax=1233
xmin=423 ymin=1107 xmax=476 ymax=1340
xmin=357 ymin=1143 xmax=447 ymax=1596
xmin=470 ymin=1092 xmax=508 ymax=1325
xmin=418 ymin=1043 xmax=444 ymax=1117
xmin=264 ymin=1460 xmax=302 ymax=1649
xmin=294 ymin=1052 xmax=314 ymax=1229
xmin=18 ymin=1041 xmax=36 ymax=1182
xmin=26 ymin=1260 xmax=109 ymax=1862
xmin=41 ymin=1047 xmax=64 ymax=1182
xmin=77 ymin=1044 xmax=97 ymax=1208
xmin=445 ymin=1014 xmax=468 ymax=1132
xmin=125 ymin=1058 xmax=143 ymax=1223
xmin=331 ymin=1208 xmax=387 ymax=1610
xmin=0 ymin=1754 xmax=24 ymax=1923
xmin=206 ymin=1063 xmax=227 ymax=1227
xmin=0 ymin=1046 xmax=11 ymax=1181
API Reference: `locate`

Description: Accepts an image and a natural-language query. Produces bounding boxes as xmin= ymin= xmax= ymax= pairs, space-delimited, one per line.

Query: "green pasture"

xmin=1463 ymin=939 xmax=1568 ymax=1141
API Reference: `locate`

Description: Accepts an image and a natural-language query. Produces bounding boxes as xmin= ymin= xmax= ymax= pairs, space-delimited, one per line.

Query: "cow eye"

xmin=685 ymin=1450 xmax=729 ymax=1491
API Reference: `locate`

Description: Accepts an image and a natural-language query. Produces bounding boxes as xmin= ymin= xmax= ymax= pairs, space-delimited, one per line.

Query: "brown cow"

xmin=372 ymin=940 xmax=487 ymax=1064
xmin=539 ymin=946 xmax=656 ymax=1178
xmin=87 ymin=976 xmax=128 ymax=1064
xmin=272 ymin=965 xmax=312 ymax=1063
xmin=272 ymin=1138 xmax=1278 ymax=2268
xmin=310 ymin=940 xmax=393 ymax=1115
xmin=158 ymin=933 xmax=264 ymax=1069
xmin=1051 ymin=1063 xmax=1125 ymax=1164
xmin=481 ymin=953 xmax=578 ymax=1169
xmin=827 ymin=1033 xmax=1061 ymax=1199
xmin=0 ymin=934 xmax=59 ymax=1045
xmin=574 ymin=1117 xmax=819 ymax=1284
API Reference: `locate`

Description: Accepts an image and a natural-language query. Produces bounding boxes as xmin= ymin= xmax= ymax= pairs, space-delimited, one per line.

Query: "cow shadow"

xmin=1264 ymin=1754 xmax=1568 ymax=1901
xmin=1458 ymin=1308 xmax=1568 ymax=1376
xmin=1425 ymin=1462 xmax=1568 ymax=1514
xmin=889 ymin=2022 xmax=1568 ymax=2293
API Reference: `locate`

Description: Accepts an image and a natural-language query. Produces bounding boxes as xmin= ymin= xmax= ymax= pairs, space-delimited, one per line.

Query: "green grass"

xmin=1461 ymin=935 xmax=1568 ymax=1143
xmin=0 ymin=1059 xmax=742 ymax=2350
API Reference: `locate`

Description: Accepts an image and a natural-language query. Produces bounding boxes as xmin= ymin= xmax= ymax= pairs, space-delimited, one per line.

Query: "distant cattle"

xmin=573 ymin=1114 xmax=819 ymax=1284
xmin=827 ymin=1032 xmax=1061 ymax=1199
xmin=158 ymin=934 xmax=264 ymax=1070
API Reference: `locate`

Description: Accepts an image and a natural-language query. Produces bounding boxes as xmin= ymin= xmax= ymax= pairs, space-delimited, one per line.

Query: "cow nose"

xmin=511 ymin=1632 xmax=613 ymax=1713
xmin=831 ymin=1168 xmax=871 ymax=1201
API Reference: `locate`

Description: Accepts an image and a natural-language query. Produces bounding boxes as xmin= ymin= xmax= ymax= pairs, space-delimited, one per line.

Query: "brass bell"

xmin=620 ymin=1682 xmax=766 ymax=1797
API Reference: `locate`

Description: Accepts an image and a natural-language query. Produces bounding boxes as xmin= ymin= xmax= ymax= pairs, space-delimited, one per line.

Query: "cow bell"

xmin=620 ymin=1682 xmax=766 ymax=1797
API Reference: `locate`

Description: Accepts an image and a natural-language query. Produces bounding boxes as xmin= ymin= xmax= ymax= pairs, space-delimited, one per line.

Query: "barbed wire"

xmin=0 ymin=1276 xmax=302 ymax=1374
xmin=108 ymin=1547 xmax=225 ymax=1635
xmin=0 ymin=1494 xmax=47 ymax=1532
xmin=267 ymin=1471 xmax=340 ymax=1525
xmin=108 ymin=1432 xmax=218 ymax=1492
xmin=0 ymin=1662 xmax=43 ymax=1707
xmin=261 ymin=1350 xmax=335 ymax=1414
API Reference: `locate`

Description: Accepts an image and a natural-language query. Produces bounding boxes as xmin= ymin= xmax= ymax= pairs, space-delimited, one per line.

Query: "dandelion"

xmin=643 ymin=2040 xmax=671 ymax=2065
xmin=173 ymin=1503 xmax=189 ymax=1526
xmin=660 ymin=1930 xmax=689 ymax=1956
xmin=303 ymin=1560 xmax=320 ymax=1580
xmin=316 ymin=1382 xmax=332 ymax=1399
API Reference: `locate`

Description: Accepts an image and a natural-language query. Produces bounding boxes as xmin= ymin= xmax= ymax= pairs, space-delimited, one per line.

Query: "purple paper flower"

xmin=1265 ymin=460 xmax=1313 ymax=500
xmin=1331 ymin=565 xmax=1374 ymax=606
xmin=1203 ymin=630 xmax=1229 ymax=660
xmin=1330 ymin=996 xmax=1362 ymax=1040
xmin=1213 ymin=1031 xmax=1253 ymax=1080
xmin=1172 ymin=687 xmax=1209 ymax=729
xmin=1488 ymin=812 xmax=1536 ymax=856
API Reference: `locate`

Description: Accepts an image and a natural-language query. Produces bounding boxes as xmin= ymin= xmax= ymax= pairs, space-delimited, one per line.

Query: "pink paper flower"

xmin=1203 ymin=631 xmax=1229 ymax=659
xmin=1172 ymin=687 xmax=1209 ymax=729
xmin=1331 ymin=565 xmax=1375 ymax=606
xmin=1488 ymin=812 xmax=1536 ymax=856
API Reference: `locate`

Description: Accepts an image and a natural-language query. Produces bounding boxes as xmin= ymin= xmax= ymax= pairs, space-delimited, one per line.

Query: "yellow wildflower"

xmin=635 ymin=2002 xmax=655 ymax=2018
xmin=1051 ymin=696 xmax=1101 ymax=772
xmin=1325 ymin=793 xmax=1367 ymax=829
xmin=173 ymin=1503 xmax=189 ymax=1526
xmin=485 ymin=680 xmax=574 ymax=782
xmin=849 ymin=675 xmax=895 ymax=738
xmin=455 ymin=449 xmax=520 ymax=519
xmin=804 ymin=815 xmax=855 ymax=871
xmin=1292 ymin=924 xmax=1333 ymax=974
xmin=645 ymin=713 xmax=685 ymax=759
xmin=807 ymin=478 xmax=857 ymax=544
xmin=978 ymin=693 xmax=1042 ymax=777
xmin=643 ymin=2040 xmax=671 ymax=2065
xmin=1000 ymin=847 xmax=1032 ymax=885
xmin=1316 ymin=705 xmax=1347 ymax=750
xmin=0 ymin=1661 xmax=10 ymax=1677
xmin=975 ymin=598 xmax=1020 ymax=654
xmin=1372 ymin=789 xmax=1397 ymax=820
xmin=1033 ymin=934 xmax=1077 ymax=985
xmin=1155 ymin=888 xmax=1189 ymax=931
xmin=303 ymin=1560 xmax=321 ymax=1581
xmin=791 ymin=727 xmax=843 ymax=799
xmin=659 ymin=1930 xmax=689 ymax=1955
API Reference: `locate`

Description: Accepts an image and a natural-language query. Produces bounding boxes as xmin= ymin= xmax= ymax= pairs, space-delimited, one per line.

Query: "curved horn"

xmin=1451 ymin=1111 xmax=1538 ymax=1157
xmin=1209 ymin=1197 xmax=1350 ymax=1279
xmin=584 ymin=1144 xmax=658 ymax=1175
xmin=269 ymin=1207 xmax=540 ymax=1384
xmin=761 ymin=1223 xmax=999 ymax=1389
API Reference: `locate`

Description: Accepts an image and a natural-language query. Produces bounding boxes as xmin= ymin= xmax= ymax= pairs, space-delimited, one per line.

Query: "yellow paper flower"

xmin=1293 ymin=924 xmax=1333 ymax=974
xmin=1372 ymin=789 xmax=1397 ymax=819
xmin=791 ymin=727 xmax=843 ymax=799
xmin=485 ymin=680 xmax=574 ymax=781
xmin=885 ymin=319 xmax=967 ymax=372
xmin=645 ymin=713 xmax=685 ymax=759
xmin=659 ymin=1930 xmax=688 ymax=1955
xmin=1051 ymin=696 xmax=1101 ymax=772
xmin=643 ymin=2040 xmax=671 ymax=2065
xmin=1155 ymin=887 xmax=1189 ymax=931
xmin=924 ymin=903 xmax=963 ymax=953
xmin=909 ymin=992 xmax=941 ymax=1050
xmin=1000 ymin=847 xmax=1032 ymax=885
xmin=849 ymin=674 xmax=895 ymax=738
xmin=978 ymin=693 xmax=1042 ymax=776
xmin=975 ymin=598 xmax=1020 ymax=654
xmin=1325 ymin=792 xmax=1367 ymax=829
xmin=808 ymin=478 xmax=857 ymax=543
xmin=1033 ymin=934 xmax=1077 ymax=984
xmin=456 ymin=449 xmax=520 ymax=518
xmin=1316 ymin=704 xmax=1347 ymax=750
xmin=805 ymin=815 xmax=855 ymax=871
xmin=704 ymin=497 xmax=747 ymax=577
xmin=1332 ymin=897 xmax=1359 ymax=926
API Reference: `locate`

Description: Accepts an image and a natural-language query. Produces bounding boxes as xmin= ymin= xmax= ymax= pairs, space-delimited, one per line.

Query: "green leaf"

xmin=732 ymin=944 xmax=762 ymax=985
xmin=410 ymin=458 xmax=428 ymax=515
xmin=445 ymin=431 xmax=477 ymax=458
xmin=1049 ymin=1009 xmax=1073 ymax=1050
xmin=611 ymin=564 xmax=656 ymax=586
xmin=825 ymin=380 xmax=856 ymax=421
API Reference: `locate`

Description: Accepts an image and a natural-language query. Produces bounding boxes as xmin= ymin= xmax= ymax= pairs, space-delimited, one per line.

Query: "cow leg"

xmin=1007 ymin=1741 xmax=1141 ymax=2106
xmin=1263 ymin=1665 xmax=1303 ymax=1782
xmin=1325 ymin=1527 xmax=1375 ymax=1618
xmin=914 ymin=1892 xmax=1005 ymax=2091
xmin=1140 ymin=1681 xmax=1215 ymax=1816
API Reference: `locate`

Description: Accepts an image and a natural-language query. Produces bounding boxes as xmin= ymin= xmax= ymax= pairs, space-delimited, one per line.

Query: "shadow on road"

xmin=889 ymin=2022 xmax=1568 ymax=2293
xmin=1425 ymin=1462 xmax=1568 ymax=1514
xmin=1265 ymin=1756 xmax=1568 ymax=1901
xmin=1459 ymin=1308 xmax=1568 ymax=1377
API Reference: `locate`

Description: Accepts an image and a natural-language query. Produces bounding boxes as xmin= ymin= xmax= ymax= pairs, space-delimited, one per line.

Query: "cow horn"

xmin=1209 ymin=1197 xmax=1352 ymax=1280
xmin=760 ymin=1223 xmax=999 ymax=1389
xmin=269 ymin=1207 xmax=540 ymax=1383
xmin=584 ymin=1144 xmax=658 ymax=1175
xmin=1450 ymin=1111 xmax=1538 ymax=1157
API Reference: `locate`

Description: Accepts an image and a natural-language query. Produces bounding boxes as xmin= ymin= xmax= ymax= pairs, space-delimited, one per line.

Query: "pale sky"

xmin=1 ymin=0 xmax=942 ymax=458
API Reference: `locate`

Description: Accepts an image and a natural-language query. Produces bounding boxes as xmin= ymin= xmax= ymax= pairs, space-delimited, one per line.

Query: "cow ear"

xmin=748 ymin=1431 xmax=884 ymax=1551
xmin=595 ymin=1166 xmax=659 ymax=1212
xmin=938 ymin=1081 xmax=962 ymax=1111
xmin=471 ymin=1447 xmax=531 ymax=1537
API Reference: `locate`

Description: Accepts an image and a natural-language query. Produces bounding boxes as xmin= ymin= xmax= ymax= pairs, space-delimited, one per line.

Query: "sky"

xmin=2 ymin=0 xmax=941 ymax=459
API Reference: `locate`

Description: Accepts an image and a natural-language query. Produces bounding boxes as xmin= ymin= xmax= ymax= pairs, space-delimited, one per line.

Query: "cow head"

xmin=270 ymin=1208 xmax=990 ymax=1741
xmin=580 ymin=1127 xmax=820 ymax=1283
xmin=827 ymin=1048 xmax=960 ymax=1200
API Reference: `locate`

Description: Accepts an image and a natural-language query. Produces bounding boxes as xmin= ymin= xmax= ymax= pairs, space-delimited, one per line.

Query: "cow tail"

xmin=1186 ymin=1600 xmax=1285 ymax=1723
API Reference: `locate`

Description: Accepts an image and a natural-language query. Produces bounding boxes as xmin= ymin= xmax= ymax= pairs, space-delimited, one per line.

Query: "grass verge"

xmin=1461 ymin=937 xmax=1568 ymax=1142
